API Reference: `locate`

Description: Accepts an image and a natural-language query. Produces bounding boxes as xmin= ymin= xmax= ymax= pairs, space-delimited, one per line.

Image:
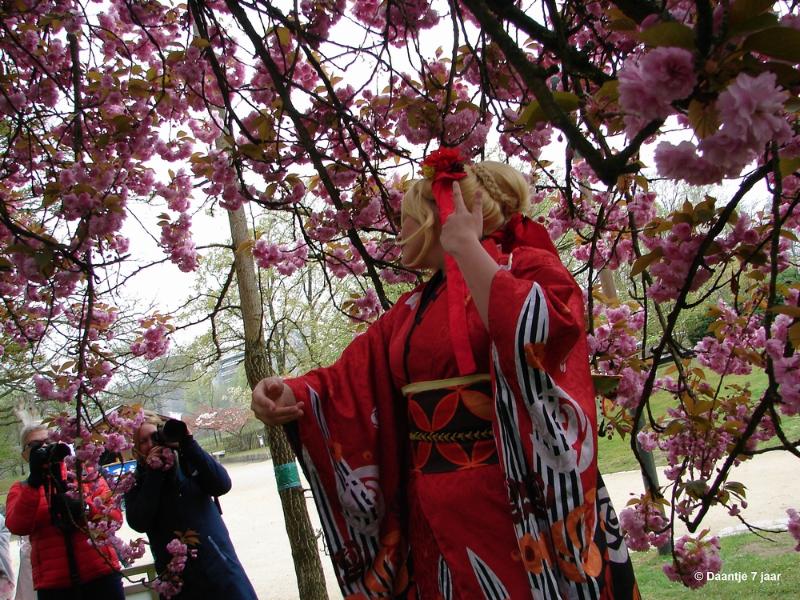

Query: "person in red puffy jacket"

xmin=5 ymin=425 xmax=124 ymax=600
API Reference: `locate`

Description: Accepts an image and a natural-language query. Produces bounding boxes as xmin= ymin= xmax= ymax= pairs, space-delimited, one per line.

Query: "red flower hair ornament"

xmin=420 ymin=147 xmax=466 ymax=180
xmin=420 ymin=146 xmax=476 ymax=375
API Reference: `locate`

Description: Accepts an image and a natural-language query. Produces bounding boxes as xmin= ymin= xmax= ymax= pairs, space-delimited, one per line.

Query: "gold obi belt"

xmin=402 ymin=374 xmax=498 ymax=474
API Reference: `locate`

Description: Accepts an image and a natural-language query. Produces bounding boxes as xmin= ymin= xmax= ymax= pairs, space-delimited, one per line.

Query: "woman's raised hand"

xmin=251 ymin=377 xmax=303 ymax=425
xmin=439 ymin=182 xmax=483 ymax=258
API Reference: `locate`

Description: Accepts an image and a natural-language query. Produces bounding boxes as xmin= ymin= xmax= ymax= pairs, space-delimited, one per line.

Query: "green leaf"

xmin=730 ymin=0 xmax=777 ymax=26
xmin=517 ymin=91 xmax=580 ymax=127
xmin=743 ymin=27 xmax=800 ymax=63
xmin=789 ymin=322 xmax=800 ymax=348
xmin=236 ymin=240 xmax=254 ymax=255
xmin=768 ymin=305 xmax=800 ymax=318
xmin=239 ymin=143 xmax=265 ymax=161
xmin=779 ymin=156 xmax=800 ymax=178
xmin=694 ymin=196 xmax=717 ymax=223
xmin=781 ymin=229 xmax=800 ymax=243
xmin=273 ymin=27 xmax=292 ymax=46
xmin=606 ymin=8 xmax=637 ymax=32
xmin=762 ymin=61 xmax=800 ymax=88
xmin=639 ymin=22 xmax=696 ymax=50
xmin=729 ymin=12 xmax=779 ymax=37
xmin=33 ymin=249 xmax=55 ymax=277
xmin=593 ymin=80 xmax=619 ymax=105
xmin=684 ymin=479 xmax=709 ymax=498
xmin=110 ymin=115 xmax=135 ymax=135
xmin=688 ymin=99 xmax=720 ymax=139
xmin=630 ymin=247 xmax=663 ymax=277
xmin=723 ymin=480 xmax=747 ymax=498
xmin=43 ymin=182 xmax=61 ymax=208
xmin=592 ymin=374 xmax=621 ymax=396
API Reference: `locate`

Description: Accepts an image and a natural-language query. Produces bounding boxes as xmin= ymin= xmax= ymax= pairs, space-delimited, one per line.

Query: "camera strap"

xmin=45 ymin=479 xmax=83 ymax=597
xmin=61 ymin=527 xmax=83 ymax=597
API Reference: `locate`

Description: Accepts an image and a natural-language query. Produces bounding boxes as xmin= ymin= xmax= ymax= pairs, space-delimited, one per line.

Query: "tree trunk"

xmin=227 ymin=208 xmax=329 ymax=599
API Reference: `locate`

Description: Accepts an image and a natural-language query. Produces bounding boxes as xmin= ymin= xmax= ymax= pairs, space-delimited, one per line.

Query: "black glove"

xmin=27 ymin=446 xmax=48 ymax=488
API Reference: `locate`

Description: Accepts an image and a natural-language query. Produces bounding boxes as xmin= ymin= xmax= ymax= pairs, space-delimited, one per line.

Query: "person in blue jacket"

xmin=125 ymin=413 xmax=257 ymax=600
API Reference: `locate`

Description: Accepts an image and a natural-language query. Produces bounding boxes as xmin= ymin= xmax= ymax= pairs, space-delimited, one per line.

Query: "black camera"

xmin=27 ymin=442 xmax=84 ymax=531
xmin=152 ymin=418 xmax=189 ymax=446
xmin=29 ymin=441 xmax=71 ymax=464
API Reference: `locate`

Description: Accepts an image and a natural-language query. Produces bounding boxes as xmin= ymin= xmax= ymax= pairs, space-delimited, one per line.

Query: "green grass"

xmin=597 ymin=364 xmax=800 ymax=474
xmin=632 ymin=531 xmax=800 ymax=599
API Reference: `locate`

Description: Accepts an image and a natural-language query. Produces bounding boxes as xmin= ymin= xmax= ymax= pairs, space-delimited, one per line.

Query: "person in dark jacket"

xmin=125 ymin=413 xmax=257 ymax=600
xmin=6 ymin=424 xmax=124 ymax=600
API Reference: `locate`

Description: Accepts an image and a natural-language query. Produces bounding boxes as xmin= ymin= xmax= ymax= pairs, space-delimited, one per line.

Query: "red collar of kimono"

xmin=488 ymin=213 xmax=560 ymax=257
xmin=421 ymin=147 xmax=476 ymax=375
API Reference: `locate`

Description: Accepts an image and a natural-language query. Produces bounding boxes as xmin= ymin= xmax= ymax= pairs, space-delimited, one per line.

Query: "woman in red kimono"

xmin=252 ymin=150 xmax=639 ymax=600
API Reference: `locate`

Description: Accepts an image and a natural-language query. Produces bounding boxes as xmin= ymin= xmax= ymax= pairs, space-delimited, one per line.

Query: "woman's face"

xmin=398 ymin=214 xmax=444 ymax=270
xmin=399 ymin=215 xmax=424 ymax=267
xmin=136 ymin=423 xmax=158 ymax=458
xmin=22 ymin=429 xmax=49 ymax=461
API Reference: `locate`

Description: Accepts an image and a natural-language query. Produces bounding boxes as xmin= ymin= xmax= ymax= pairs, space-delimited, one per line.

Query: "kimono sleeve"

xmin=487 ymin=247 xmax=604 ymax=595
xmin=283 ymin=298 xmax=412 ymax=598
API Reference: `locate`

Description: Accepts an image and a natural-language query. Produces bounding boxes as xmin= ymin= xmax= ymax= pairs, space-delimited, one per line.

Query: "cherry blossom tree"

xmin=193 ymin=405 xmax=251 ymax=438
xmin=1 ymin=0 xmax=799 ymax=591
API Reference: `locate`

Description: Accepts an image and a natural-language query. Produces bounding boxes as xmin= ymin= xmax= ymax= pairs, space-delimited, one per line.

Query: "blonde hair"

xmin=20 ymin=423 xmax=47 ymax=449
xmin=133 ymin=410 xmax=164 ymax=458
xmin=399 ymin=161 xmax=530 ymax=267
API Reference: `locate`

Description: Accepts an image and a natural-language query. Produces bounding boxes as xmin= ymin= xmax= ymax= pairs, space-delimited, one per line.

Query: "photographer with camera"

xmin=5 ymin=424 xmax=124 ymax=600
xmin=125 ymin=413 xmax=256 ymax=600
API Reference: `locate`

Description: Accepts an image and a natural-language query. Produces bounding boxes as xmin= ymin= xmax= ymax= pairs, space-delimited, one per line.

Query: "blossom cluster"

xmin=151 ymin=537 xmax=198 ymax=599
xmin=694 ymin=300 xmax=765 ymax=376
xmin=146 ymin=446 xmax=176 ymax=471
xmin=618 ymin=47 xmax=696 ymax=137
xmin=765 ymin=290 xmax=800 ymax=416
xmin=131 ymin=318 xmax=172 ymax=360
xmin=252 ymin=241 xmax=309 ymax=276
xmin=663 ymin=534 xmax=722 ymax=589
xmin=588 ymin=300 xmax=647 ymax=411
xmin=618 ymin=495 xmax=670 ymax=552
xmin=656 ymin=72 xmax=791 ymax=184
xmin=788 ymin=508 xmax=800 ymax=551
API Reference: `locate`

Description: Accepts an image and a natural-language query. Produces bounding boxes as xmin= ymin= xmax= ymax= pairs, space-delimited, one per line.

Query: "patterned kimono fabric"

xmin=284 ymin=223 xmax=640 ymax=600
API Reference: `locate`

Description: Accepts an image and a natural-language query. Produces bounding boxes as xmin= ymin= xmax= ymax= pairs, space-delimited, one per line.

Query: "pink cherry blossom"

xmin=787 ymin=509 xmax=800 ymax=551
xmin=663 ymin=534 xmax=722 ymax=588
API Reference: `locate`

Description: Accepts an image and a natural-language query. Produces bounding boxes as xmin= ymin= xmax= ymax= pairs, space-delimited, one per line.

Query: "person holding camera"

xmin=125 ymin=413 xmax=257 ymax=600
xmin=5 ymin=424 xmax=124 ymax=600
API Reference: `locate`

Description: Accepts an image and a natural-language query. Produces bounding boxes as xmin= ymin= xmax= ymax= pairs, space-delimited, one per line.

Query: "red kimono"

xmin=285 ymin=221 xmax=639 ymax=599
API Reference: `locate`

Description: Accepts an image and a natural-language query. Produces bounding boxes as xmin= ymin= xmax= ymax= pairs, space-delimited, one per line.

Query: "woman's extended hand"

xmin=439 ymin=182 xmax=483 ymax=258
xmin=251 ymin=377 xmax=303 ymax=425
